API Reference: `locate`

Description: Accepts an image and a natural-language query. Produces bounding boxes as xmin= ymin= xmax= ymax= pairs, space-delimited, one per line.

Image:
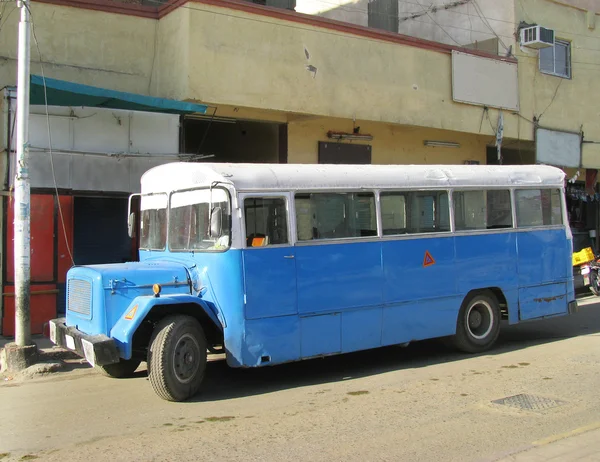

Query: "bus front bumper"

xmin=49 ymin=318 xmax=120 ymax=367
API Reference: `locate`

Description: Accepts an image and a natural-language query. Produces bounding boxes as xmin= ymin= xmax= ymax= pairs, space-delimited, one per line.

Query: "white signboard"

xmin=452 ymin=51 xmax=519 ymax=111
xmin=536 ymin=128 xmax=581 ymax=168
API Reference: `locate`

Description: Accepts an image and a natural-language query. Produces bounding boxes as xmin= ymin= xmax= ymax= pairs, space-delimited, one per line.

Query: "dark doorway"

xmin=73 ymin=197 xmax=133 ymax=265
xmin=182 ymin=117 xmax=286 ymax=163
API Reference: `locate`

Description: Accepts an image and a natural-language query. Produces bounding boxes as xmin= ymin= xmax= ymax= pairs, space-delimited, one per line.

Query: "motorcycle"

xmin=573 ymin=247 xmax=600 ymax=296
xmin=589 ymin=258 xmax=600 ymax=296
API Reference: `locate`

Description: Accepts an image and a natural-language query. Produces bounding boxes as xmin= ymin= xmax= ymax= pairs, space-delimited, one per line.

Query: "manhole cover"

xmin=492 ymin=394 xmax=566 ymax=411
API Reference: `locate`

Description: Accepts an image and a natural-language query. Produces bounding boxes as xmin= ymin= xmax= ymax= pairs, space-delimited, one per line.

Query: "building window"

xmin=368 ymin=0 xmax=398 ymax=33
xmin=540 ymin=39 xmax=571 ymax=78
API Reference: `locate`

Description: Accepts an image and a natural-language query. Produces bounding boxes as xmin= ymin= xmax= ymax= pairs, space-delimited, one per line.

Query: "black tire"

xmin=451 ymin=291 xmax=501 ymax=353
xmin=147 ymin=315 xmax=207 ymax=402
xmin=96 ymin=358 xmax=141 ymax=378
xmin=590 ymin=271 xmax=600 ymax=296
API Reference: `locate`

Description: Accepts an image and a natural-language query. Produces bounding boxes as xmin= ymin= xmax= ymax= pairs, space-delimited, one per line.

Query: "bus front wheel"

xmin=452 ymin=291 xmax=500 ymax=354
xmin=147 ymin=315 xmax=207 ymax=402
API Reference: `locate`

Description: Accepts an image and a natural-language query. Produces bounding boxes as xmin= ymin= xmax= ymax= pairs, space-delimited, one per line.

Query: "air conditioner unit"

xmin=520 ymin=25 xmax=555 ymax=49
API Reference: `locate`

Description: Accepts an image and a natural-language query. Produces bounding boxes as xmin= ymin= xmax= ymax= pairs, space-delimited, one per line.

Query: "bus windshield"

xmin=168 ymin=188 xmax=231 ymax=251
xmin=140 ymin=193 xmax=167 ymax=251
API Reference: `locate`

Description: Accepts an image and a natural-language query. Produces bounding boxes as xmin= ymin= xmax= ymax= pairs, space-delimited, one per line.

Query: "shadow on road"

xmin=180 ymin=303 xmax=600 ymax=403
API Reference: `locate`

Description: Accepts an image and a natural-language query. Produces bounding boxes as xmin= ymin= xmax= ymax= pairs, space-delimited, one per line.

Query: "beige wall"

xmin=287 ymin=117 xmax=491 ymax=164
xmin=182 ymin=3 xmax=519 ymax=139
xmin=516 ymin=0 xmax=600 ymax=159
xmin=397 ymin=0 xmax=515 ymax=53
xmin=0 ymin=3 xmax=156 ymax=93
xmin=0 ymin=1 xmax=506 ymax=166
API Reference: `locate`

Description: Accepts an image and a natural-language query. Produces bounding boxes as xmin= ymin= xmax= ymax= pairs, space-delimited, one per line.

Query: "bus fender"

xmin=110 ymin=294 xmax=223 ymax=360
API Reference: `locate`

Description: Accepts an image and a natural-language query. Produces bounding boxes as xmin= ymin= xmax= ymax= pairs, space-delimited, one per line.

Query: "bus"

xmin=49 ymin=163 xmax=577 ymax=401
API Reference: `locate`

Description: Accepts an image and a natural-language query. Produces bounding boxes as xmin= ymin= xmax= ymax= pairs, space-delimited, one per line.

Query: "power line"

xmin=471 ymin=0 xmax=510 ymax=53
xmin=414 ymin=0 xmax=462 ymax=46
xmin=25 ymin=2 xmax=75 ymax=266
xmin=145 ymin=0 xmax=600 ymax=69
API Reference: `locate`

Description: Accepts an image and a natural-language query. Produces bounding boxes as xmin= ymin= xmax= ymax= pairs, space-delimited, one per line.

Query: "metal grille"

xmin=492 ymin=394 xmax=566 ymax=411
xmin=68 ymin=279 xmax=92 ymax=316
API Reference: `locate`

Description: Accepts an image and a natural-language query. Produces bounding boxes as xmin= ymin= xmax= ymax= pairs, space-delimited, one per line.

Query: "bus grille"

xmin=67 ymin=279 xmax=92 ymax=316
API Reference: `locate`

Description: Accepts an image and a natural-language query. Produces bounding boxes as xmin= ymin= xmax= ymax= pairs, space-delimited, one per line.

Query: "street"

xmin=1 ymin=299 xmax=600 ymax=462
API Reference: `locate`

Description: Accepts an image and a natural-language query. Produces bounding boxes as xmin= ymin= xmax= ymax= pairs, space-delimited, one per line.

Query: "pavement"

xmin=488 ymin=424 xmax=600 ymax=461
xmin=1 ymin=298 xmax=600 ymax=461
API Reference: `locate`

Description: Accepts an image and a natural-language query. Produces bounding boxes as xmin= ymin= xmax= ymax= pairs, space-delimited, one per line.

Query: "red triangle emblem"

xmin=423 ymin=251 xmax=435 ymax=267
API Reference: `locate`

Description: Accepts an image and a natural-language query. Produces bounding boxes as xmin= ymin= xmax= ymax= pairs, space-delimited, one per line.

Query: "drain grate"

xmin=492 ymin=394 xmax=566 ymax=411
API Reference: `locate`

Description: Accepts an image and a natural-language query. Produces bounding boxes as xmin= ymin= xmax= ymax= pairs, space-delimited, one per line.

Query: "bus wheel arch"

xmin=452 ymin=289 xmax=501 ymax=354
xmin=133 ymin=303 xmax=223 ymax=359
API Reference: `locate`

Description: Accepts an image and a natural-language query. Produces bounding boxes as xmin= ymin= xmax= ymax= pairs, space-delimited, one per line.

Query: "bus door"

xmin=241 ymin=193 xmax=297 ymax=320
xmin=515 ymin=189 xmax=569 ymax=320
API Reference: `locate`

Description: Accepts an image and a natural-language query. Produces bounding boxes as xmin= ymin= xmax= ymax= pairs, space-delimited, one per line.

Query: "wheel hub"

xmin=466 ymin=301 xmax=494 ymax=340
xmin=173 ymin=334 xmax=201 ymax=384
xmin=469 ymin=310 xmax=483 ymax=329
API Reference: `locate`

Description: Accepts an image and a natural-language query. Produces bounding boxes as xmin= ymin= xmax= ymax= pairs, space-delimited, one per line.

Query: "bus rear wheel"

xmin=452 ymin=291 xmax=500 ymax=353
xmin=147 ymin=315 xmax=207 ymax=402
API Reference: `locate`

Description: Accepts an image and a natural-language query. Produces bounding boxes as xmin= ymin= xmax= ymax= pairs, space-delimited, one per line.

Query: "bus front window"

xmin=140 ymin=194 xmax=168 ymax=251
xmin=168 ymin=188 xmax=231 ymax=251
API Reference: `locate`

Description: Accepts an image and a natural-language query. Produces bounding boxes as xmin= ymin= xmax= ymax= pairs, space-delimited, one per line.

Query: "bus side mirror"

xmin=128 ymin=212 xmax=136 ymax=238
xmin=210 ymin=207 xmax=222 ymax=238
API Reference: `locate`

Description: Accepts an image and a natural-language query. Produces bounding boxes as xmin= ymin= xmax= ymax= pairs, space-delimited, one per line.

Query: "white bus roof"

xmin=141 ymin=162 xmax=566 ymax=193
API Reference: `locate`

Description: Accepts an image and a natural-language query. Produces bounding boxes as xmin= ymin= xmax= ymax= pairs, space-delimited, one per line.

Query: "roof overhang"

xmin=28 ymin=75 xmax=207 ymax=115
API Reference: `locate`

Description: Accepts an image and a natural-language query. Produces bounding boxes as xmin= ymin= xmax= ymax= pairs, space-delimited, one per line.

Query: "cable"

xmin=142 ymin=0 xmax=600 ymax=59
xmin=414 ymin=0 xmax=463 ymax=46
xmin=26 ymin=2 xmax=75 ymax=266
xmin=145 ymin=0 xmax=600 ymax=49
xmin=538 ymin=78 xmax=563 ymax=121
xmin=195 ymin=106 xmax=218 ymax=157
xmin=147 ymin=19 xmax=160 ymax=95
xmin=471 ymin=0 xmax=510 ymax=53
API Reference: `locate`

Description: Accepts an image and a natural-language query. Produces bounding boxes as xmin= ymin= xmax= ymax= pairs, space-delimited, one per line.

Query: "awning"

xmin=29 ymin=75 xmax=207 ymax=115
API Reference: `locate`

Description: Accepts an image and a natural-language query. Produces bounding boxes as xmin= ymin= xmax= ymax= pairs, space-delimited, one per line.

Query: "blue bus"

xmin=50 ymin=163 xmax=577 ymax=401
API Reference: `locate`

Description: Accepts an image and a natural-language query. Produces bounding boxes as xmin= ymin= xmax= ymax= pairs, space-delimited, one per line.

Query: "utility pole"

xmin=14 ymin=0 xmax=32 ymax=348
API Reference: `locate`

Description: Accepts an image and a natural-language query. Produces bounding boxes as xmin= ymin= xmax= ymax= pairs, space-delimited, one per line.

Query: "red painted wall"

xmin=2 ymin=194 xmax=74 ymax=336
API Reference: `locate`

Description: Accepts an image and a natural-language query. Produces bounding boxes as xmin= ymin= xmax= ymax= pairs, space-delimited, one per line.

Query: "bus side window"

xmin=382 ymin=191 xmax=449 ymax=235
xmin=295 ymin=192 xmax=376 ymax=240
xmin=244 ymin=197 xmax=289 ymax=247
xmin=453 ymin=189 xmax=512 ymax=231
xmin=515 ymin=189 xmax=562 ymax=227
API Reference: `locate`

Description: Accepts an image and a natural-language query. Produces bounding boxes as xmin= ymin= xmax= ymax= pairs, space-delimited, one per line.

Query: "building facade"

xmin=0 ymin=0 xmax=597 ymax=334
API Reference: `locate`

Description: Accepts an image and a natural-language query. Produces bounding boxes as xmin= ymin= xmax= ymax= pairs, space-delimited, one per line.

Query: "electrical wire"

xmin=142 ymin=0 xmax=600 ymax=48
xmin=538 ymin=78 xmax=563 ymax=121
xmin=414 ymin=0 xmax=462 ymax=46
xmin=471 ymin=0 xmax=510 ymax=53
xmin=26 ymin=2 xmax=75 ymax=266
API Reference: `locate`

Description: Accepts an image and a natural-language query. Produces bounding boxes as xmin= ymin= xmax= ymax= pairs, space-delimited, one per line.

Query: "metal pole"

xmin=14 ymin=0 xmax=31 ymax=347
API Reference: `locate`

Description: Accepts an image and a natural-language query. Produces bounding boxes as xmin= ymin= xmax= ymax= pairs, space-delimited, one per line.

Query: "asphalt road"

xmin=1 ymin=299 xmax=600 ymax=461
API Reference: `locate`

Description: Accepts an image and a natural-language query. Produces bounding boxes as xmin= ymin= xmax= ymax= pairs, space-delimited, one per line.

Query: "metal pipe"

xmin=14 ymin=0 xmax=32 ymax=347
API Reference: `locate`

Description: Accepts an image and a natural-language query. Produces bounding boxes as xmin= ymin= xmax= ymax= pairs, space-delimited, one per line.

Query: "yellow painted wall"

xmin=287 ymin=117 xmax=491 ymax=164
xmin=0 ymin=1 xmax=507 ymax=165
xmin=181 ymin=3 xmax=519 ymax=139
xmin=0 ymin=3 xmax=156 ymax=93
xmin=516 ymin=0 xmax=600 ymax=156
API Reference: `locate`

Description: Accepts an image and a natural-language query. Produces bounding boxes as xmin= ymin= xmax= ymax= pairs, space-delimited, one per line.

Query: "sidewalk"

xmin=491 ymin=424 xmax=600 ymax=461
xmin=0 ymin=334 xmax=55 ymax=350
xmin=0 ymin=334 xmax=80 ymax=373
